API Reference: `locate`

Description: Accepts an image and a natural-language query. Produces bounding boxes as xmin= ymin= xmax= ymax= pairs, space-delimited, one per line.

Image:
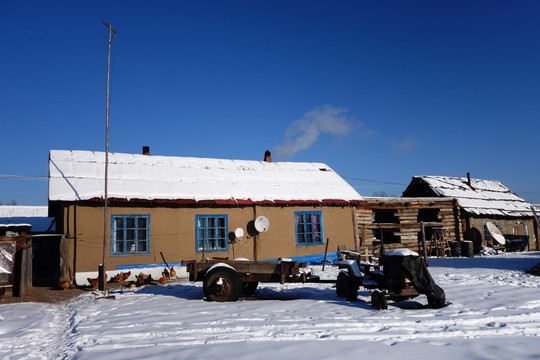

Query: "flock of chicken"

xmin=57 ymin=267 xmax=177 ymax=290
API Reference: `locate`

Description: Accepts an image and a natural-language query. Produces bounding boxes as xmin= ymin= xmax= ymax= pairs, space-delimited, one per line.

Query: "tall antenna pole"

xmin=100 ymin=21 xmax=116 ymax=291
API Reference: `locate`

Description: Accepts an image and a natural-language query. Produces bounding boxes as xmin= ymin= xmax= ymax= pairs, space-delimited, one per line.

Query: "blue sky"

xmin=1 ymin=1 xmax=539 ymax=205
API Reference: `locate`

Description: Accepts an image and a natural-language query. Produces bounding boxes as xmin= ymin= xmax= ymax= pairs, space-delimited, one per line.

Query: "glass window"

xmin=295 ymin=211 xmax=324 ymax=246
xmin=111 ymin=215 xmax=150 ymax=256
xmin=196 ymin=215 xmax=228 ymax=252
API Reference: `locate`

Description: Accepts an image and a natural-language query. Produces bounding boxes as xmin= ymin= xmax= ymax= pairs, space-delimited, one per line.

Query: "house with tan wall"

xmin=48 ymin=150 xmax=364 ymax=285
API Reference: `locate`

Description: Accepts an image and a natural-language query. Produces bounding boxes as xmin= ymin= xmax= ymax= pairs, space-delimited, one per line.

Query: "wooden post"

xmin=531 ymin=206 xmax=540 ymax=251
xmin=322 ymin=238 xmax=330 ymax=271
xmin=421 ymin=221 xmax=428 ymax=266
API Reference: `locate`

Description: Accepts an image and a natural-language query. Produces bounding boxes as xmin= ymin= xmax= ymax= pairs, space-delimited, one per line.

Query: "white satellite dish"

xmin=254 ymin=215 xmax=270 ymax=233
xmin=234 ymin=228 xmax=244 ymax=239
xmin=486 ymin=222 xmax=505 ymax=245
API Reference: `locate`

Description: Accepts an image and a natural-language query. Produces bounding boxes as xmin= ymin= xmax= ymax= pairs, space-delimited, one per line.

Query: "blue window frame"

xmin=295 ymin=211 xmax=324 ymax=246
xmin=196 ymin=215 xmax=228 ymax=252
xmin=111 ymin=214 xmax=150 ymax=256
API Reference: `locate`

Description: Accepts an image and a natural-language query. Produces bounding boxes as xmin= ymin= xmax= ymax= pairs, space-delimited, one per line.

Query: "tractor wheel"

xmin=371 ymin=290 xmax=388 ymax=310
xmin=242 ymin=281 xmax=259 ymax=296
xmin=203 ymin=267 xmax=242 ymax=302
xmin=336 ymin=271 xmax=358 ymax=301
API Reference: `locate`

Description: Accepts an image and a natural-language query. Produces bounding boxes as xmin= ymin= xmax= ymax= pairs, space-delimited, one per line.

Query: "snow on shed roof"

xmin=412 ymin=175 xmax=533 ymax=217
xmin=0 ymin=206 xmax=48 ymax=217
xmin=48 ymin=150 xmax=364 ymax=205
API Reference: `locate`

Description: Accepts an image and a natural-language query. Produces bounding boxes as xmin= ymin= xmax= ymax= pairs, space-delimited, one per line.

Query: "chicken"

xmin=122 ymin=271 xmax=131 ymax=281
xmin=170 ymin=267 xmax=177 ymax=278
xmin=112 ymin=272 xmax=123 ymax=283
xmin=57 ymin=280 xmax=72 ymax=290
xmin=144 ymin=274 xmax=154 ymax=285
xmin=163 ymin=268 xmax=170 ymax=279
xmin=158 ymin=275 xmax=167 ymax=285
xmin=87 ymin=277 xmax=99 ymax=289
xmin=136 ymin=273 xmax=145 ymax=287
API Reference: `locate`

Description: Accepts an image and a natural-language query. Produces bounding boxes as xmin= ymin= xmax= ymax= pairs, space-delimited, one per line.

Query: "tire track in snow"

xmin=69 ymin=308 xmax=540 ymax=351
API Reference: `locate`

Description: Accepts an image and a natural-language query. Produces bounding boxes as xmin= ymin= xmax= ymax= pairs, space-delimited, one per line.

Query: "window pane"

xmin=126 ymin=229 xmax=135 ymax=240
xmin=138 ymin=217 xmax=146 ymax=229
xmin=115 ymin=229 xmax=124 ymax=241
xmin=115 ymin=217 xmax=124 ymax=229
xmin=126 ymin=217 xmax=135 ymax=228
xmin=218 ymin=217 xmax=225 ymax=227
xmin=198 ymin=217 xmax=206 ymax=227
xmin=115 ymin=240 xmax=124 ymax=253
xmin=208 ymin=218 xmax=216 ymax=227
xmin=138 ymin=240 xmax=147 ymax=252
xmin=138 ymin=229 xmax=146 ymax=240
xmin=126 ymin=240 xmax=135 ymax=253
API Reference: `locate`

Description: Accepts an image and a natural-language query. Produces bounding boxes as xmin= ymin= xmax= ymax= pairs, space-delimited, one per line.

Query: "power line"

xmin=0 ymin=174 xmax=47 ymax=181
xmin=343 ymin=176 xmax=406 ymax=186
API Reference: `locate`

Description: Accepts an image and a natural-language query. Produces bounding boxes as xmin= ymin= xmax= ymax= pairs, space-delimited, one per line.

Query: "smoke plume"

xmin=273 ymin=105 xmax=354 ymax=158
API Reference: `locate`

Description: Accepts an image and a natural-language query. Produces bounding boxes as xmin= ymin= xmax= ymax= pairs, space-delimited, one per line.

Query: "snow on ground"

xmin=1 ymin=252 xmax=540 ymax=360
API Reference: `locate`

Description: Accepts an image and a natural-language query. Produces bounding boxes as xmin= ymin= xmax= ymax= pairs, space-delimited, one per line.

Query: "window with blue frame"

xmin=111 ymin=214 xmax=150 ymax=256
xmin=196 ymin=215 xmax=228 ymax=252
xmin=295 ymin=211 xmax=324 ymax=246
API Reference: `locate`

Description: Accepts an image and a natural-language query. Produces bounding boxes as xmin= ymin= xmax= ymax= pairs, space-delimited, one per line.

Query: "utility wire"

xmin=0 ymin=174 xmax=47 ymax=181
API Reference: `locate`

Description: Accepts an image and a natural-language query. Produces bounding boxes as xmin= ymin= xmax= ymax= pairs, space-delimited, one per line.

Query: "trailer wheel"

xmin=242 ymin=281 xmax=259 ymax=296
xmin=371 ymin=290 xmax=388 ymax=310
xmin=336 ymin=271 xmax=357 ymax=301
xmin=203 ymin=267 xmax=242 ymax=302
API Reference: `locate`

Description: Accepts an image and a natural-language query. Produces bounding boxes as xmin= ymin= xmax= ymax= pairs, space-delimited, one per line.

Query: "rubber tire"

xmin=203 ymin=267 xmax=242 ymax=302
xmin=371 ymin=290 xmax=388 ymax=310
xmin=336 ymin=271 xmax=358 ymax=301
xmin=242 ymin=281 xmax=259 ymax=296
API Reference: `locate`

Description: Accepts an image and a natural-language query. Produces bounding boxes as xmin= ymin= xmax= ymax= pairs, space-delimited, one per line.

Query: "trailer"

xmin=184 ymin=249 xmax=446 ymax=310
xmin=182 ymin=258 xmax=319 ymax=302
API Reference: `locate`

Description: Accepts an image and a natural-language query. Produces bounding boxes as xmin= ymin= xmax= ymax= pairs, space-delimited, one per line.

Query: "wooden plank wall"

xmin=355 ymin=198 xmax=459 ymax=251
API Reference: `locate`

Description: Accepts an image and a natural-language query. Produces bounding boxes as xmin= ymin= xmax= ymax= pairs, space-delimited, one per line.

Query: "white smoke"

xmin=392 ymin=137 xmax=417 ymax=157
xmin=273 ymin=105 xmax=355 ymax=158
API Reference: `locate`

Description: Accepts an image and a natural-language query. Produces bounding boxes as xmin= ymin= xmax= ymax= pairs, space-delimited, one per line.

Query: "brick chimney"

xmin=142 ymin=146 xmax=150 ymax=156
xmin=264 ymin=150 xmax=272 ymax=162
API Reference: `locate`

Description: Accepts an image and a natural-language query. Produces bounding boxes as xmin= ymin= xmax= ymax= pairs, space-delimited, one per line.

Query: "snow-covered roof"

xmin=407 ymin=175 xmax=533 ymax=217
xmin=0 ymin=206 xmax=48 ymax=218
xmin=48 ymin=150 xmax=364 ymax=205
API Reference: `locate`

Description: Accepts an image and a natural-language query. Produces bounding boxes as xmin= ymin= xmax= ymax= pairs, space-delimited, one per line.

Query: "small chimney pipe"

xmin=467 ymin=172 xmax=472 ymax=188
xmin=142 ymin=146 xmax=150 ymax=156
xmin=264 ymin=150 xmax=272 ymax=162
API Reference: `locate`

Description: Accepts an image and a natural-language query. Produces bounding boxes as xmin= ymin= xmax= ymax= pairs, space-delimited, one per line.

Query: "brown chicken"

xmin=87 ymin=277 xmax=99 ymax=288
xmin=163 ymin=268 xmax=170 ymax=279
xmin=122 ymin=271 xmax=131 ymax=281
xmin=158 ymin=275 xmax=167 ymax=285
xmin=170 ymin=267 xmax=176 ymax=278
xmin=136 ymin=273 xmax=145 ymax=287
xmin=112 ymin=273 xmax=123 ymax=283
xmin=57 ymin=280 xmax=72 ymax=290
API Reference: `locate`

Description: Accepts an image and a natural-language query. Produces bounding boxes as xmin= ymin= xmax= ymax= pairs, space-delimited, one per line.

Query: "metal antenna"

xmin=100 ymin=21 xmax=116 ymax=291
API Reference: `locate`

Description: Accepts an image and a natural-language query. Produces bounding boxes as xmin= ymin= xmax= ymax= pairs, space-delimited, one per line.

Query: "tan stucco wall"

xmin=63 ymin=204 xmax=357 ymax=273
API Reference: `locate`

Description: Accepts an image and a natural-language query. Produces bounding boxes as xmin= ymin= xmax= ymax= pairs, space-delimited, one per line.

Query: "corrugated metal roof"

xmin=48 ymin=150 xmax=364 ymax=205
xmin=415 ymin=175 xmax=533 ymax=217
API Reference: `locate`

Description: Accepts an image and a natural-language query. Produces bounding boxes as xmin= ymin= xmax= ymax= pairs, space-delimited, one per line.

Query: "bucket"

xmin=461 ymin=240 xmax=474 ymax=258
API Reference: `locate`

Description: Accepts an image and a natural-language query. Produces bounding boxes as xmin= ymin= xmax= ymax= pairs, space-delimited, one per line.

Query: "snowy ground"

xmin=1 ymin=252 xmax=540 ymax=360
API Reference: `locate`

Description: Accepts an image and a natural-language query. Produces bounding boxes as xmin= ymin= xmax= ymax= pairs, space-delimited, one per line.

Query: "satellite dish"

xmin=234 ymin=228 xmax=244 ymax=239
xmin=486 ymin=222 xmax=505 ymax=245
xmin=254 ymin=215 xmax=270 ymax=233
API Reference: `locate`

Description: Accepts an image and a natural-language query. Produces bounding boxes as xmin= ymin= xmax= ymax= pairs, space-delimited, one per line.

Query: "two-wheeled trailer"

xmin=182 ymin=258 xmax=322 ymax=302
